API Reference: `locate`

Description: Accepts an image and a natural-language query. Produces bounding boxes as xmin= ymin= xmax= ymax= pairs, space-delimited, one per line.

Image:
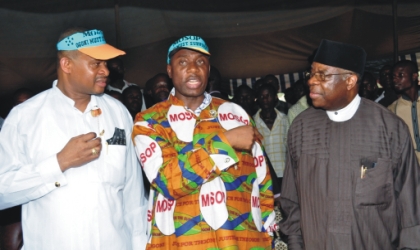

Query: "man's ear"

xmin=59 ymin=57 xmax=72 ymax=74
xmin=412 ymin=72 xmax=419 ymax=83
xmin=346 ymin=74 xmax=358 ymax=90
xmin=167 ymin=64 xmax=172 ymax=78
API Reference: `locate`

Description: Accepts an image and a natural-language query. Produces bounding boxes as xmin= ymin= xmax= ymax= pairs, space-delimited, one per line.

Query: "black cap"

xmin=313 ymin=39 xmax=366 ymax=75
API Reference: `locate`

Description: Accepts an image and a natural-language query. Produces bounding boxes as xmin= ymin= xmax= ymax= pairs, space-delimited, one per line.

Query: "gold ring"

xmin=91 ymin=148 xmax=97 ymax=156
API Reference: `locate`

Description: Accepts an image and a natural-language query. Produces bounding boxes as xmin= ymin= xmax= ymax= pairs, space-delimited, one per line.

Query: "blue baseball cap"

xmin=167 ymin=35 xmax=210 ymax=64
xmin=57 ymin=29 xmax=125 ymax=60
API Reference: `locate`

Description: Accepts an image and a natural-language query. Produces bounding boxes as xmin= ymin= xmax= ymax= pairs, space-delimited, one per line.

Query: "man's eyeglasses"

xmin=304 ymin=71 xmax=353 ymax=81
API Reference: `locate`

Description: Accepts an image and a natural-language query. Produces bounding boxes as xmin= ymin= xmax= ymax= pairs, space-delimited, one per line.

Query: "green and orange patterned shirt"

xmin=132 ymin=93 xmax=275 ymax=250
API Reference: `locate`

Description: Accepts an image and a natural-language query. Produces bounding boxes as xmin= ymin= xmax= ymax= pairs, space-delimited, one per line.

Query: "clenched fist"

xmin=57 ymin=132 xmax=102 ymax=172
xmin=224 ymin=125 xmax=257 ymax=151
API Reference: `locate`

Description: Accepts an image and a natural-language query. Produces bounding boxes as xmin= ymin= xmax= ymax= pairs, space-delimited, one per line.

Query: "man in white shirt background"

xmin=0 ymin=27 xmax=147 ymax=250
xmin=253 ymin=83 xmax=289 ymax=198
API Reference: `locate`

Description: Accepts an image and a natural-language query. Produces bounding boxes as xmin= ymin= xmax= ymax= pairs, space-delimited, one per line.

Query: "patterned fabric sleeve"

xmin=133 ymin=111 xmax=239 ymax=200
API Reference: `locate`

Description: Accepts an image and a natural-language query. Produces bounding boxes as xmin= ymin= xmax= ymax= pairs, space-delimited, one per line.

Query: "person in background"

xmin=0 ymin=27 xmax=147 ymax=249
xmin=287 ymin=79 xmax=310 ymax=125
xmin=286 ymin=49 xmax=317 ymax=125
xmin=106 ymin=57 xmax=147 ymax=111
xmin=107 ymin=90 xmax=123 ymax=102
xmin=121 ymin=85 xmax=150 ymax=195
xmin=233 ymin=82 xmax=283 ymax=205
xmin=264 ymin=74 xmax=279 ymax=90
xmin=122 ymin=85 xmax=143 ymax=120
xmin=264 ymin=74 xmax=288 ymax=114
xmin=144 ymin=73 xmax=172 ymax=108
xmin=206 ymin=65 xmax=229 ymax=100
xmin=142 ymin=77 xmax=155 ymax=109
xmin=232 ymin=84 xmax=257 ymax=117
xmin=132 ymin=35 xmax=275 ymax=249
xmin=106 ymin=57 xmax=134 ymax=92
xmin=388 ymin=60 xmax=420 ymax=163
xmin=376 ymin=65 xmax=399 ymax=107
xmin=283 ymin=86 xmax=297 ymax=106
xmin=253 ymin=83 xmax=289 ymax=195
xmin=238 ymin=79 xmax=283 ymax=203
xmin=254 ymin=77 xmax=265 ymax=91
xmin=12 ymin=88 xmax=35 ymax=107
xmin=150 ymin=73 xmax=172 ymax=104
xmin=280 ymin=39 xmax=420 ymax=249
xmin=358 ymin=71 xmax=378 ymax=101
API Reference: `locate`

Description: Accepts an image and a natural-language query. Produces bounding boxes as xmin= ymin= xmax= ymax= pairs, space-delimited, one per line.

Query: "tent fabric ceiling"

xmin=0 ymin=0 xmax=419 ymax=97
xmin=3 ymin=0 xmax=420 ymax=13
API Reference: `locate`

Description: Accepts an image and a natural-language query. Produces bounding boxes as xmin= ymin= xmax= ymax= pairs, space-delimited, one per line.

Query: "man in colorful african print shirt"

xmin=132 ymin=36 xmax=276 ymax=249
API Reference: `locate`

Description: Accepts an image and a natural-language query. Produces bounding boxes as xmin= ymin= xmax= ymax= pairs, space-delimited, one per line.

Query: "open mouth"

xmin=186 ymin=78 xmax=202 ymax=89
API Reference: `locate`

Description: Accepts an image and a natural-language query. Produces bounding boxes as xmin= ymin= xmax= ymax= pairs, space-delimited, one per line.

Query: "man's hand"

xmin=57 ymin=132 xmax=102 ymax=172
xmin=224 ymin=125 xmax=258 ymax=151
xmin=253 ymin=127 xmax=263 ymax=142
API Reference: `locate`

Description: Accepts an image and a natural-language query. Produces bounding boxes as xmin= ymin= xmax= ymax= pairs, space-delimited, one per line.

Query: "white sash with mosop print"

xmin=199 ymin=176 xmax=228 ymax=230
xmin=154 ymin=193 xmax=176 ymax=235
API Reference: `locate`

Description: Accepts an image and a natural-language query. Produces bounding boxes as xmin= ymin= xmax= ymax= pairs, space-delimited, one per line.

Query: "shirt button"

xmin=55 ymin=182 xmax=60 ymax=187
xmin=225 ymin=158 xmax=230 ymax=163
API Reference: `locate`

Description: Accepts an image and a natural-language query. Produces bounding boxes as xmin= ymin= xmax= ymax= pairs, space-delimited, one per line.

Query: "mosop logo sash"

xmin=251 ymin=180 xmax=262 ymax=231
xmin=252 ymin=142 xmax=267 ymax=184
xmin=264 ymin=210 xmax=278 ymax=236
xmin=134 ymin=135 xmax=162 ymax=182
xmin=217 ymin=102 xmax=250 ymax=130
xmin=155 ymin=193 xmax=176 ymax=235
xmin=168 ymin=105 xmax=195 ymax=142
xmin=147 ymin=189 xmax=155 ymax=242
xmin=199 ymin=177 xmax=228 ymax=230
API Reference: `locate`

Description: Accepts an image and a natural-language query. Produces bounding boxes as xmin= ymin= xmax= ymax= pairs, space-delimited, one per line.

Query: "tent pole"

xmin=114 ymin=0 xmax=121 ymax=48
xmin=392 ymin=0 xmax=398 ymax=63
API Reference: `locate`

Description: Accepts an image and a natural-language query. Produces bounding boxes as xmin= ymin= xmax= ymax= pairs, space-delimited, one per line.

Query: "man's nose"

xmin=100 ymin=63 xmax=109 ymax=76
xmin=186 ymin=62 xmax=198 ymax=73
xmin=307 ymin=77 xmax=317 ymax=86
